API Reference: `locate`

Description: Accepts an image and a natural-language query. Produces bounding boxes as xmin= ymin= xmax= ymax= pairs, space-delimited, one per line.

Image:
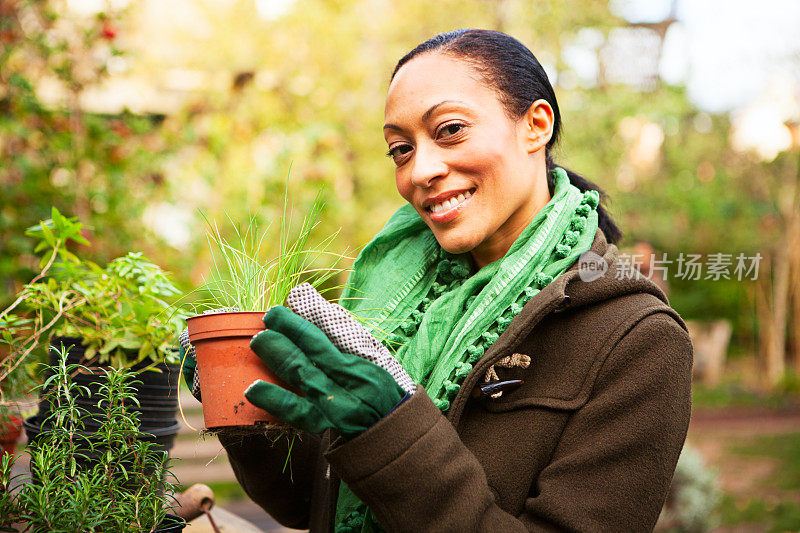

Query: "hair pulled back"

xmin=392 ymin=29 xmax=622 ymax=244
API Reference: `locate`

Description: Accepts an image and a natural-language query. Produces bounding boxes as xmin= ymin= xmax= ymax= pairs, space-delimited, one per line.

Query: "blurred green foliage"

xmin=731 ymin=432 xmax=800 ymax=491
xmin=718 ymin=494 xmax=800 ymax=533
xmin=0 ymin=0 xmax=182 ymax=298
xmin=692 ymin=382 xmax=799 ymax=410
xmin=714 ymin=433 xmax=800 ymax=531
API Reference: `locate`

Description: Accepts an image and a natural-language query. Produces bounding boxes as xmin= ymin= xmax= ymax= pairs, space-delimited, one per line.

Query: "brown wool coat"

xmin=218 ymin=228 xmax=694 ymax=532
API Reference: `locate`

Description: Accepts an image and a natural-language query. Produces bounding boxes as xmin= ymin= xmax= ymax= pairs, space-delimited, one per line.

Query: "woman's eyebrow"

xmin=383 ymin=99 xmax=468 ymax=131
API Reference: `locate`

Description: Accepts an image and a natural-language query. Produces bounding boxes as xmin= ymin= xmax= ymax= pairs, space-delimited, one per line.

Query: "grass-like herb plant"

xmin=188 ymin=186 xmax=352 ymax=314
xmin=0 ymin=344 xmax=179 ymax=532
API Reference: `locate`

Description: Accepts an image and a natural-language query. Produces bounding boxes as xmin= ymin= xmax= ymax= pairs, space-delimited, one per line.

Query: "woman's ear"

xmin=522 ymin=99 xmax=554 ymax=154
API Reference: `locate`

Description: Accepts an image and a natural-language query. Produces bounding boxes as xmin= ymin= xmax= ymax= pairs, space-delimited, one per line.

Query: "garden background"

xmin=2 ymin=0 xmax=800 ymax=530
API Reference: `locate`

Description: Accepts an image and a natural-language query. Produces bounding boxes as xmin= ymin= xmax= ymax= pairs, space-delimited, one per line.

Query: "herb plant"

xmin=190 ymin=186 xmax=351 ymax=314
xmin=0 ymin=208 xmax=185 ymax=404
xmin=0 ymin=452 xmax=20 ymax=531
xmin=0 ymin=344 xmax=178 ymax=532
xmin=0 ymin=208 xmax=89 ymax=403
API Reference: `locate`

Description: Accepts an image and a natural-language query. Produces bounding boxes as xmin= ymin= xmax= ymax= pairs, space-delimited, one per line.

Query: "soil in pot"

xmin=187 ymin=311 xmax=292 ymax=430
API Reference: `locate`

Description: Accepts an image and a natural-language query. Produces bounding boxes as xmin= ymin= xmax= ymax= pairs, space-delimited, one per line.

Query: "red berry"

xmin=102 ymin=22 xmax=116 ymax=39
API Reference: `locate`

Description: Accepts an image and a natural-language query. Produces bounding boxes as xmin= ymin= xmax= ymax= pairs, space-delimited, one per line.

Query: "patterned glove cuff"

xmin=286 ymin=283 xmax=417 ymax=395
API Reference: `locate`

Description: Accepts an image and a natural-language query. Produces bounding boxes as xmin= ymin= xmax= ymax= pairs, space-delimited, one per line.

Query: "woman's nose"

xmin=409 ymin=144 xmax=447 ymax=188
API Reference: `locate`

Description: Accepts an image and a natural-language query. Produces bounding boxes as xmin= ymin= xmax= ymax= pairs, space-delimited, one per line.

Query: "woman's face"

xmin=384 ymin=52 xmax=553 ymax=268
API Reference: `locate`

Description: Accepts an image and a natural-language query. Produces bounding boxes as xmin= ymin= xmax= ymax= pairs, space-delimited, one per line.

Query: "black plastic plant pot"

xmin=64 ymin=415 xmax=179 ymax=433
xmin=35 ymin=401 xmax=179 ymax=434
xmin=136 ymin=396 xmax=180 ymax=409
xmin=43 ymin=377 xmax=182 ymax=403
xmin=46 ymin=336 xmax=180 ymax=386
xmin=86 ymin=418 xmax=178 ymax=432
xmin=152 ymin=514 xmax=187 ymax=533
xmin=23 ymin=415 xmax=180 ymax=452
xmin=61 ymin=371 xmax=181 ymax=389
xmin=46 ymin=336 xmax=176 ymax=368
xmin=52 ymin=376 xmax=182 ymax=404
xmin=37 ymin=397 xmax=178 ymax=421
xmin=131 ymin=383 xmax=181 ymax=399
xmin=72 ymin=399 xmax=178 ymax=420
xmin=72 ymin=398 xmax=177 ymax=415
xmin=38 ymin=338 xmax=182 ymax=435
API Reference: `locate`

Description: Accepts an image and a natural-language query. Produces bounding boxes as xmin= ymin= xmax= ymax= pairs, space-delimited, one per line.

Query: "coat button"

xmin=553 ymin=295 xmax=571 ymax=313
xmin=475 ymin=379 xmax=524 ymax=398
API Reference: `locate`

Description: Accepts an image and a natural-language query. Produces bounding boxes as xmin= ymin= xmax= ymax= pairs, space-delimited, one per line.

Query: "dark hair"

xmin=391 ymin=29 xmax=623 ymax=245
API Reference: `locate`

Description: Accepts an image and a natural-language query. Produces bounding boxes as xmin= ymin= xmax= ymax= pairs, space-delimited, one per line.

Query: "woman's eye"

xmin=386 ymin=144 xmax=413 ymax=163
xmin=438 ymin=123 xmax=464 ymax=138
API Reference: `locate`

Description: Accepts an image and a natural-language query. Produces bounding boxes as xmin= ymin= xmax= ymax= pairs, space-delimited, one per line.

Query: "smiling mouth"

xmin=426 ymin=188 xmax=476 ymax=214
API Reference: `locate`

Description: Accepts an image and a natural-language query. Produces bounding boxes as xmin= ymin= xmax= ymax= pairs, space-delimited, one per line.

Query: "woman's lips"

xmin=427 ymin=188 xmax=475 ymax=224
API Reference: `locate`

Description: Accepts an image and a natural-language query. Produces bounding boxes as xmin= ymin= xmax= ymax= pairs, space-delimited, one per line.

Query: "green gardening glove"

xmin=245 ymin=305 xmax=406 ymax=440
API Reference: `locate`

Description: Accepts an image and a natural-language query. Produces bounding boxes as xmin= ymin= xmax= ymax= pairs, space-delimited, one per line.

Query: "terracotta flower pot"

xmin=0 ymin=414 xmax=23 ymax=456
xmin=187 ymin=311 xmax=288 ymax=429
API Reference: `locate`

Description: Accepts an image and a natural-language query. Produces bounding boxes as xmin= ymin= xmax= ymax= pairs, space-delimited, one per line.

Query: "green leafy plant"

xmin=0 ymin=345 xmax=179 ymax=532
xmin=48 ymin=251 xmax=186 ymax=367
xmin=0 ymin=208 xmax=89 ymax=399
xmin=0 ymin=208 xmax=186 ymax=404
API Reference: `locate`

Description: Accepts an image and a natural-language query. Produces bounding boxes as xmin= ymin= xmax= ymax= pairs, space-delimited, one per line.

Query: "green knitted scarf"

xmin=334 ymin=167 xmax=599 ymax=532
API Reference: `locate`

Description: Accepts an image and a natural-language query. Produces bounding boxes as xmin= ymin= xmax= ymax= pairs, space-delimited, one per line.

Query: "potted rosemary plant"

xmin=0 ymin=345 xmax=186 ymax=532
xmin=185 ymin=188 xmax=349 ymax=430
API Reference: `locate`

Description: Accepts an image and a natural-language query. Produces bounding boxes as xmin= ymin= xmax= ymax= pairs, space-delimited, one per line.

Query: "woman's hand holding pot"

xmin=245 ymin=283 xmax=416 ymax=440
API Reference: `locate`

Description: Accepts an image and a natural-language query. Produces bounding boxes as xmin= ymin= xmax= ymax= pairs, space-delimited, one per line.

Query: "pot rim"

xmin=187 ymin=310 xmax=266 ymax=319
xmin=153 ymin=513 xmax=187 ymax=532
xmin=187 ymin=310 xmax=266 ymax=343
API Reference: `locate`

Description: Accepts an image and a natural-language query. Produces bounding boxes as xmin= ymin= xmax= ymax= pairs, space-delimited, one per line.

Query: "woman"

xmin=196 ymin=29 xmax=693 ymax=532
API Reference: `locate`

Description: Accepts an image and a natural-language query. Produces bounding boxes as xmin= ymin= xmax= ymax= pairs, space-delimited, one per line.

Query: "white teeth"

xmin=429 ymin=190 xmax=474 ymax=214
